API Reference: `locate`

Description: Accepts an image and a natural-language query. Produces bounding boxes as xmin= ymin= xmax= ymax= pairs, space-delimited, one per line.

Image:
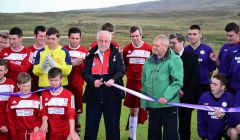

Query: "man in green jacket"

xmin=141 ymin=35 xmax=183 ymax=140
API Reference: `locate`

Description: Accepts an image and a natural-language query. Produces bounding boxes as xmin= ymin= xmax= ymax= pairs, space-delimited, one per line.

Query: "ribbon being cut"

xmin=112 ymin=84 xmax=240 ymax=113
xmin=0 ymin=85 xmax=61 ymax=96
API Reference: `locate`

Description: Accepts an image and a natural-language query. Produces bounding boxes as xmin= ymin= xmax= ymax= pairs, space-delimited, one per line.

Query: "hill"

xmin=88 ymin=0 xmax=240 ymax=12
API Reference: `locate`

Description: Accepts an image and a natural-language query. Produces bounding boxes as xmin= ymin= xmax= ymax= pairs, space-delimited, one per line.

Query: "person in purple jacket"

xmin=185 ymin=24 xmax=216 ymax=101
xmin=197 ymin=73 xmax=234 ymax=140
xmin=211 ymin=23 xmax=240 ymax=75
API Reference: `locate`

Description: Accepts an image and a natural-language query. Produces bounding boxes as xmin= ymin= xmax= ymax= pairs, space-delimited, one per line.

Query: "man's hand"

xmin=72 ymin=58 xmax=83 ymax=66
xmin=0 ymin=125 xmax=8 ymax=133
xmin=214 ymin=107 xmax=225 ymax=119
xmin=40 ymin=120 xmax=48 ymax=133
xmin=209 ymin=52 xmax=218 ymax=62
xmin=104 ymin=79 xmax=114 ymax=87
xmin=67 ymin=132 xmax=80 ymax=140
xmin=235 ymin=124 xmax=240 ymax=133
xmin=179 ymin=90 xmax=184 ymax=98
xmin=33 ymin=127 xmax=40 ymax=133
xmin=158 ymin=97 xmax=168 ymax=104
xmin=94 ymin=79 xmax=103 ymax=88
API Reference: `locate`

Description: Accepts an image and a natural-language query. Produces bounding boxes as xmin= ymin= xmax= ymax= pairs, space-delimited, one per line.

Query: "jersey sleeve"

xmin=67 ymin=94 xmax=76 ymax=120
xmin=33 ymin=49 xmax=44 ymax=76
xmin=7 ymin=98 xmax=17 ymax=140
xmin=55 ymin=48 xmax=72 ymax=76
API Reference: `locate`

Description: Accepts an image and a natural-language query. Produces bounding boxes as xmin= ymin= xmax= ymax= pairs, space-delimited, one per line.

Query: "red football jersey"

xmin=64 ymin=45 xmax=88 ymax=87
xmin=123 ymin=42 xmax=152 ymax=81
xmin=0 ymin=78 xmax=17 ymax=127
xmin=7 ymin=94 xmax=41 ymax=140
xmin=0 ymin=47 xmax=32 ymax=82
xmin=27 ymin=45 xmax=42 ymax=91
xmin=40 ymin=88 xmax=75 ymax=134
xmin=28 ymin=45 xmax=42 ymax=64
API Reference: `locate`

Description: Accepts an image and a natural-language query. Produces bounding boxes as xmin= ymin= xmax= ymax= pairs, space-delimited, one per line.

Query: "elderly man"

xmin=82 ymin=30 xmax=125 ymax=140
xmin=141 ymin=35 xmax=183 ymax=140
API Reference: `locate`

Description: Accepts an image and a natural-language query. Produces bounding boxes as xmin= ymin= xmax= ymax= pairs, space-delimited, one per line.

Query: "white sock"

xmin=129 ymin=116 xmax=138 ymax=140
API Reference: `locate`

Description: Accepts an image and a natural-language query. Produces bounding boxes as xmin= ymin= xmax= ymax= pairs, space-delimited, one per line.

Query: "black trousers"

xmin=84 ymin=100 xmax=122 ymax=140
xmin=148 ymin=107 xmax=180 ymax=140
xmin=178 ymin=107 xmax=193 ymax=140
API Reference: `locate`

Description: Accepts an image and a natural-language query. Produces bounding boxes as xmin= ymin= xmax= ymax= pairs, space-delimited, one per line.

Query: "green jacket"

xmin=141 ymin=49 xmax=183 ymax=108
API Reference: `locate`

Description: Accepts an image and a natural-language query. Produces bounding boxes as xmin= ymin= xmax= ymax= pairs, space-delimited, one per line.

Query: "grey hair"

xmin=96 ymin=30 xmax=112 ymax=40
xmin=154 ymin=35 xmax=169 ymax=47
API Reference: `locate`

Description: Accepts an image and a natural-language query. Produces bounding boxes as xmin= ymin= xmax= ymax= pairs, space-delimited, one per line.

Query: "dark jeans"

xmin=84 ymin=100 xmax=122 ymax=140
xmin=178 ymin=107 xmax=193 ymax=140
xmin=148 ymin=107 xmax=180 ymax=140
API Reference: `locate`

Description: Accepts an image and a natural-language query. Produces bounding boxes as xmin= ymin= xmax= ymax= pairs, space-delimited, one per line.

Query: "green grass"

xmin=1 ymin=10 xmax=238 ymax=139
xmin=79 ymin=104 xmax=201 ymax=140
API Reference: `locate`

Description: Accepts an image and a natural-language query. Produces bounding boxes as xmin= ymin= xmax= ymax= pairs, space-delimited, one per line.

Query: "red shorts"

xmin=123 ymin=80 xmax=142 ymax=108
xmin=66 ymin=86 xmax=83 ymax=114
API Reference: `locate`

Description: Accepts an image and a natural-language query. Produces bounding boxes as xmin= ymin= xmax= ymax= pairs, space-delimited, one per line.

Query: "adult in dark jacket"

xmin=169 ymin=33 xmax=200 ymax=140
xmin=82 ymin=30 xmax=125 ymax=140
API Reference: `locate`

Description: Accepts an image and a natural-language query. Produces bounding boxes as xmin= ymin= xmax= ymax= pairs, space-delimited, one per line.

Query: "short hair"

xmin=48 ymin=67 xmax=63 ymax=78
xmin=96 ymin=30 xmax=112 ymax=41
xmin=154 ymin=35 xmax=169 ymax=46
xmin=130 ymin=26 xmax=143 ymax=35
xmin=169 ymin=33 xmax=185 ymax=42
xmin=46 ymin=27 xmax=60 ymax=38
xmin=225 ymin=22 xmax=239 ymax=33
xmin=17 ymin=72 xmax=32 ymax=84
xmin=68 ymin=27 xmax=82 ymax=37
xmin=189 ymin=24 xmax=201 ymax=31
xmin=34 ymin=26 xmax=46 ymax=36
xmin=0 ymin=58 xmax=7 ymax=69
xmin=212 ymin=73 xmax=228 ymax=86
xmin=0 ymin=30 xmax=9 ymax=39
xmin=9 ymin=27 xmax=23 ymax=37
xmin=101 ymin=22 xmax=115 ymax=32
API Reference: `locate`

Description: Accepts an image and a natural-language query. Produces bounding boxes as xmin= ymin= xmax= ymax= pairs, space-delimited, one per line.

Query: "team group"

xmin=0 ymin=22 xmax=239 ymax=140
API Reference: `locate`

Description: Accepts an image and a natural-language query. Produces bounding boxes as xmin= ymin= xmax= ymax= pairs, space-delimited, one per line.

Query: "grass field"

xmin=79 ymin=104 xmax=200 ymax=140
xmin=0 ymin=9 xmax=239 ymax=139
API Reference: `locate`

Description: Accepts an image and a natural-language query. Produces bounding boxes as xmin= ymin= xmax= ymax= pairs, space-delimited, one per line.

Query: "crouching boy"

xmin=197 ymin=74 xmax=234 ymax=140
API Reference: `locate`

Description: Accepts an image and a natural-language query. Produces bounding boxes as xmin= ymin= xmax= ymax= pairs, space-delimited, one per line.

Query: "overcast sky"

xmin=1 ymin=0 xmax=156 ymax=13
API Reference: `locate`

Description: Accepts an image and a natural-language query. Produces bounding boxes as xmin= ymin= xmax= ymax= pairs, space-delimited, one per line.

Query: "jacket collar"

xmin=149 ymin=48 xmax=171 ymax=63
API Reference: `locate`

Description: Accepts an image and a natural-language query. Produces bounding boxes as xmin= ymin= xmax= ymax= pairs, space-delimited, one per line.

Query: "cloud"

xmin=1 ymin=0 xmax=156 ymax=13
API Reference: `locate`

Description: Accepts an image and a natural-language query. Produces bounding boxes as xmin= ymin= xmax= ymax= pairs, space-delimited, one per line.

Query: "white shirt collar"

xmin=94 ymin=49 xmax=104 ymax=63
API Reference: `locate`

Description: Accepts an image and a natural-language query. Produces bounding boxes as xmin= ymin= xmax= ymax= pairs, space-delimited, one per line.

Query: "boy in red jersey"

xmin=64 ymin=27 xmax=88 ymax=134
xmin=0 ymin=58 xmax=17 ymax=140
xmin=7 ymin=72 xmax=41 ymax=140
xmin=40 ymin=67 xmax=80 ymax=140
xmin=0 ymin=27 xmax=32 ymax=82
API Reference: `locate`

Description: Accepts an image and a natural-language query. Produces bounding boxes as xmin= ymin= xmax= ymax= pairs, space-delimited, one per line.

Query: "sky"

xmin=1 ymin=0 xmax=156 ymax=13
